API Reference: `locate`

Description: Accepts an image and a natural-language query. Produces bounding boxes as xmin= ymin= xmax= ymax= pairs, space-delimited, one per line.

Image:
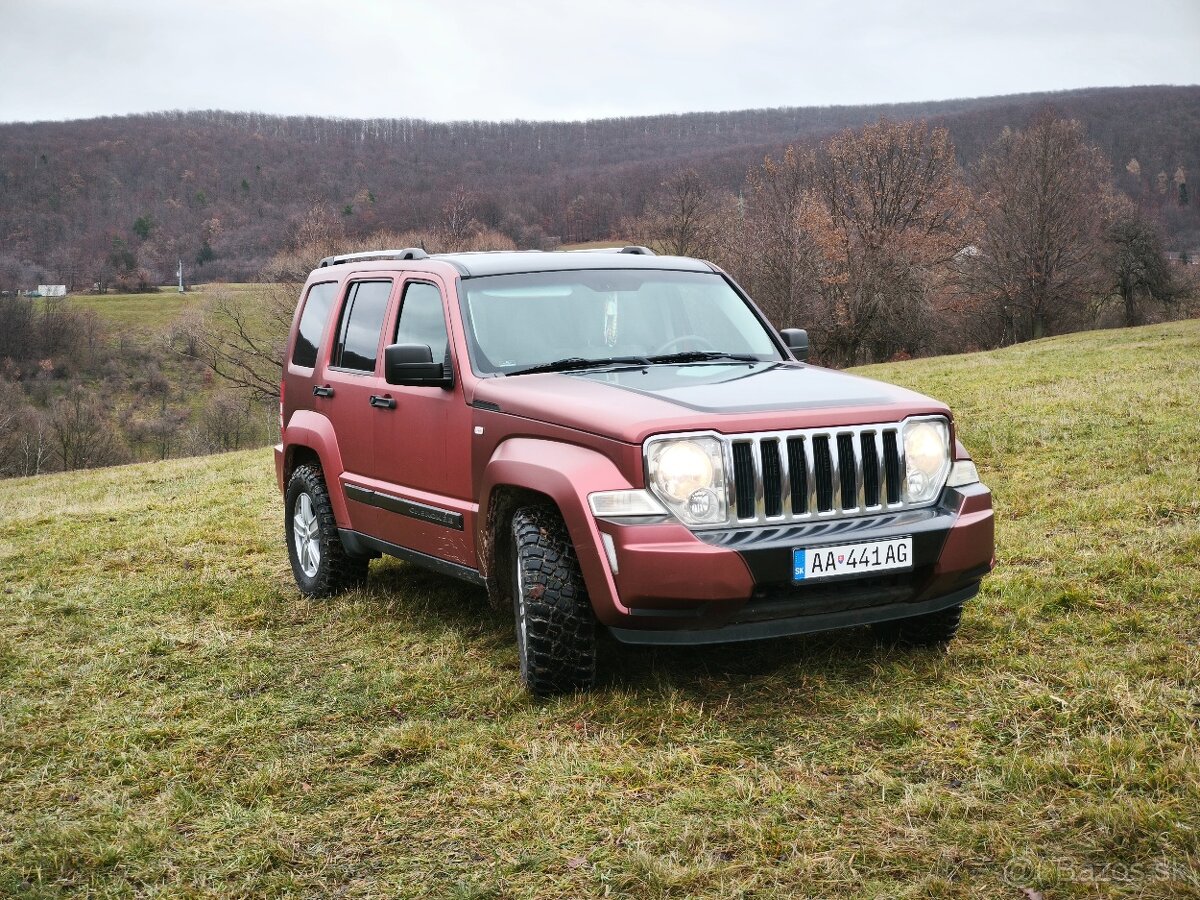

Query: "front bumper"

xmin=595 ymin=482 xmax=994 ymax=645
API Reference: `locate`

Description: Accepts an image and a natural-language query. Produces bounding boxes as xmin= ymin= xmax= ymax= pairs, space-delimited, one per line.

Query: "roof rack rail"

xmin=318 ymin=248 xmax=429 ymax=268
xmin=566 ymin=245 xmax=657 ymax=256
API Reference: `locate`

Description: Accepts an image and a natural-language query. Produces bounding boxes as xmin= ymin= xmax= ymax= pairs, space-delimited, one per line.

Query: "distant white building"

xmin=38 ymin=284 xmax=67 ymax=297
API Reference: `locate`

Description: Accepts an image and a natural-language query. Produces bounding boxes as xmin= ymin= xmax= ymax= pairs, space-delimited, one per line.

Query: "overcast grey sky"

xmin=1 ymin=0 xmax=1197 ymax=124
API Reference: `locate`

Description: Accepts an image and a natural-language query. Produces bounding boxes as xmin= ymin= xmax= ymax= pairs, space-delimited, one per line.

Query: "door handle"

xmin=313 ymin=384 xmax=334 ymax=398
xmin=369 ymin=394 xmax=397 ymax=409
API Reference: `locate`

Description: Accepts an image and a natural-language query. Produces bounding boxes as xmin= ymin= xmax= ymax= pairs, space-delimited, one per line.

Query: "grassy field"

xmin=1 ymin=321 xmax=1198 ymax=898
xmin=72 ymin=283 xmax=260 ymax=331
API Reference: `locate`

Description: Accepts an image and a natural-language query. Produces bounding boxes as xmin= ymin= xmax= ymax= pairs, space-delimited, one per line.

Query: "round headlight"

xmin=654 ymin=440 xmax=715 ymax=502
xmin=905 ymin=421 xmax=948 ymax=476
xmin=902 ymin=418 xmax=951 ymax=503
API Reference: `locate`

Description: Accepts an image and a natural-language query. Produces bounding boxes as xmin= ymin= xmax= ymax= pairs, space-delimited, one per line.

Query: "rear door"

xmin=284 ymin=279 xmax=339 ymax=427
xmin=314 ymin=277 xmax=397 ymax=537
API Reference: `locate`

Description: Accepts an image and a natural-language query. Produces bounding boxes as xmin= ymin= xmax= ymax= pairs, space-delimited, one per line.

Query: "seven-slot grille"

xmin=728 ymin=424 xmax=906 ymax=525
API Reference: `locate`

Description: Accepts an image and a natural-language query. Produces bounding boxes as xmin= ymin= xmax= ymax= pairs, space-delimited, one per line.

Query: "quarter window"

xmin=395 ymin=281 xmax=449 ymax=364
xmin=291 ymin=281 xmax=337 ymax=368
xmin=333 ymin=280 xmax=393 ymax=372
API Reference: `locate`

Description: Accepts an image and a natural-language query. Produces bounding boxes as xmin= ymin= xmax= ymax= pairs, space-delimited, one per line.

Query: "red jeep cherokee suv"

xmin=276 ymin=247 xmax=994 ymax=695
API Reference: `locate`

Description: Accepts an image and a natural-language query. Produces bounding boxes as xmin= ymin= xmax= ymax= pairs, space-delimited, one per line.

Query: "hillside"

xmin=1 ymin=85 xmax=1198 ymax=286
xmin=2 ymin=321 xmax=1198 ymax=897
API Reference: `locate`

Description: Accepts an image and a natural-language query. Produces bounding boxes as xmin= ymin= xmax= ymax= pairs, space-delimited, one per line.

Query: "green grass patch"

xmin=1 ymin=321 xmax=1198 ymax=897
xmin=73 ymin=283 xmax=262 ymax=331
xmin=73 ymin=291 xmax=188 ymax=330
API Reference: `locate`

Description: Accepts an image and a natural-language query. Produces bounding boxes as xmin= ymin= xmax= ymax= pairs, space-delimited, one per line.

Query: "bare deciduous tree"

xmin=200 ymin=391 xmax=255 ymax=452
xmin=1104 ymin=215 xmax=1175 ymax=326
xmin=176 ymin=287 xmax=293 ymax=403
xmin=964 ymin=111 xmax=1115 ymax=343
xmin=48 ymin=386 xmax=126 ymax=471
xmin=0 ymin=404 xmax=54 ymax=478
xmin=735 ymin=145 xmax=824 ymax=330
xmin=0 ymin=296 xmax=36 ymax=362
xmin=738 ymin=120 xmax=972 ymax=365
xmin=440 ymin=186 xmax=479 ymax=252
xmin=0 ymin=396 xmax=19 ymax=476
xmin=14 ymin=407 xmax=54 ymax=477
xmin=811 ymin=119 xmax=972 ymax=364
xmin=623 ymin=168 xmax=737 ymax=259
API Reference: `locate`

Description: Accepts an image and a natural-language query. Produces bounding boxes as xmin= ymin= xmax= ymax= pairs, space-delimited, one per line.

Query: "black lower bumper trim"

xmin=607 ymin=583 xmax=980 ymax=646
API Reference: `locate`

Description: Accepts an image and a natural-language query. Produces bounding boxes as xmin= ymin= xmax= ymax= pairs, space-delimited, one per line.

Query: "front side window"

xmin=333 ymin=280 xmax=392 ymax=372
xmin=459 ymin=269 xmax=781 ymax=375
xmin=291 ymin=281 xmax=337 ymax=368
xmin=395 ymin=281 xmax=449 ymax=364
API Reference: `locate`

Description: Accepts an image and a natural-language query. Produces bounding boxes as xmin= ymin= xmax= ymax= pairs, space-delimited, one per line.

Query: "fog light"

xmin=687 ymin=488 xmax=717 ymax=519
xmin=906 ymin=471 xmax=928 ymax=497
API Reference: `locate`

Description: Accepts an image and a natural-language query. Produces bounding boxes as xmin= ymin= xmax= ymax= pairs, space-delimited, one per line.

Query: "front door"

xmin=366 ymin=276 xmax=475 ymax=566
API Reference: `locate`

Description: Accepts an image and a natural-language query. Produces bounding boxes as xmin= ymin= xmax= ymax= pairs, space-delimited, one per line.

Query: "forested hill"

xmin=2 ymin=85 xmax=1198 ymax=285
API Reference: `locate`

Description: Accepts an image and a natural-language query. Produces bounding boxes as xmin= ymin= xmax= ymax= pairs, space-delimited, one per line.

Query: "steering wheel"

xmin=652 ymin=334 xmax=718 ymax=355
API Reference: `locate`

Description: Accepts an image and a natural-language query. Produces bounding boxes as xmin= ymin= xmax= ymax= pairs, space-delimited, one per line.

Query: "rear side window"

xmin=291 ymin=281 xmax=337 ymax=368
xmin=333 ymin=280 xmax=393 ymax=372
xmin=395 ymin=282 xmax=449 ymax=363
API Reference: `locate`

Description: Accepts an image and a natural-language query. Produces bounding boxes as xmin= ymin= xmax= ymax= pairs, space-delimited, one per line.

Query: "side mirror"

xmin=780 ymin=328 xmax=809 ymax=362
xmin=383 ymin=343 xmax=453 ymax=388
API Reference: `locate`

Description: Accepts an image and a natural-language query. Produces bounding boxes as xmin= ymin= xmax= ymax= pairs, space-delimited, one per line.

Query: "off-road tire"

xmin=511 ymin=506 xmax=597 ymax=696
xmin=285 ymin=464 xmax=369 ymax=597
xmin=873 ymin=602 xmax=963 ymax=648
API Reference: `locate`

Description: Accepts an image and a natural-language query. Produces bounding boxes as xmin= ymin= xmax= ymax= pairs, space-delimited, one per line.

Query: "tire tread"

xmin=512 ymin=506 xmax=596 ymax=695
xmin=286 ymin=464 xmax=369 ymax=597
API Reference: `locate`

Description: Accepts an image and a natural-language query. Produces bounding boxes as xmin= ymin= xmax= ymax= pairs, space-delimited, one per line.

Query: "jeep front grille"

xmin=727 ymin=424 xmax=907 ymax=524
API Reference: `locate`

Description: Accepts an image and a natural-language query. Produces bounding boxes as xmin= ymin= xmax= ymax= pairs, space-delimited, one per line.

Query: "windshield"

xmin=459 ymin=269 xmax=782 ymax=375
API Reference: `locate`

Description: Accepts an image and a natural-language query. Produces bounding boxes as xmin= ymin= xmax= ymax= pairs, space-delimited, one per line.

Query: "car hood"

xmin=471 ymin=361 xmax=950 ymax=444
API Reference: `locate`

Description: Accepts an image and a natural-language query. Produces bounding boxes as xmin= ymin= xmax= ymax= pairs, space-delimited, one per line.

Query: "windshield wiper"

xmin=643 ymin=351 xmax=763 ymax=365
xmin=507 ymin=355 xmax=649 ymax=376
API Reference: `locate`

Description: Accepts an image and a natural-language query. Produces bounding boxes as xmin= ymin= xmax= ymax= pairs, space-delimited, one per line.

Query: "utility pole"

xmin=177 ymin=259 xmax=185 ymax=293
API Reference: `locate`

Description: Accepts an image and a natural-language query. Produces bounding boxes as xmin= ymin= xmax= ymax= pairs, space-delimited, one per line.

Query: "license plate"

xmin=793 ymin=537 xmax=913 ymax=581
